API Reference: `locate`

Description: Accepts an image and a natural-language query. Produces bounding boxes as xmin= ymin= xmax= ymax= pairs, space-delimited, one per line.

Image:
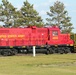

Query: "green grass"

xmin=0 ymin=54 xmax=76 ymax=75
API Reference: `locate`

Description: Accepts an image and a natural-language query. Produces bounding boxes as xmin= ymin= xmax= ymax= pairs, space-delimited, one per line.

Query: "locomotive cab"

xmin=46 ymin=26 xmax=74 ymax=54
xmin=47 ymin=26 xmax=60 ymax=45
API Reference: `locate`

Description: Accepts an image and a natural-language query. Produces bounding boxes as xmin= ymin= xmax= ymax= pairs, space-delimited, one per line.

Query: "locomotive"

xmin=0 ymin=26 xmax=75 ymax=56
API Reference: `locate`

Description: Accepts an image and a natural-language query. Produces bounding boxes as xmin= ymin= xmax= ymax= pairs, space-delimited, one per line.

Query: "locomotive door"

xmin=29 ymin=28 xmax=37 ymax=45
xmin=49 ymin=30 xmax=59 ymax=44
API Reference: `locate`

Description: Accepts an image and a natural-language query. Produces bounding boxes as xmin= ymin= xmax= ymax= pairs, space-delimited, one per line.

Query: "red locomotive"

xmin=0 ymin=26 xmax=74 ymax=56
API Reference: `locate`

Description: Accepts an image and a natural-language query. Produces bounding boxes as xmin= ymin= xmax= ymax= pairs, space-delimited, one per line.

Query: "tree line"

xmin=0 ymin=0 xmax=74 ymax=33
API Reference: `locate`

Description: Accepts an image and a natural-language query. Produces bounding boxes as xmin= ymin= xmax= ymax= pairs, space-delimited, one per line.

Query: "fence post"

xmin=33 ymin=46 xmax=36 ymax=57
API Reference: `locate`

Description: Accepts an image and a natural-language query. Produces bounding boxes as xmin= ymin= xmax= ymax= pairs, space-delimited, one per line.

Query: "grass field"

xmin=0 ymin=54 xmax=76 ymax=75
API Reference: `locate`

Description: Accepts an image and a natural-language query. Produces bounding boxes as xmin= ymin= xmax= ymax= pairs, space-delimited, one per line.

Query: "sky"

xmin=0 ymin=0 xmax=76 ymax=32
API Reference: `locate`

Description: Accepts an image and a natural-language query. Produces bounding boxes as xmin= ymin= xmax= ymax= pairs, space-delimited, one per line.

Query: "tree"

xmin=46 ymin=1 xmax=74 ymax=33
xmin=19 ymin=0 xmax=43 ymax=27
xmin=0 ymin=0 xmax=17 ymax=27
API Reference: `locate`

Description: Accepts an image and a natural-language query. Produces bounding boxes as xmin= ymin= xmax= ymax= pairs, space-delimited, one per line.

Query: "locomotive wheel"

xmin=1 ymin=50 xmax=11 ymax=56
xmin=12 ymin=49 xmax=18 ymax=55
xmin=49 ymin=48 xmax=55 ymax=54
xmin=64 ymin=47 xmax=71 ymax=54
xmin=58 ymin=50 xmax=64 ymax=54
xmin=1 ymin=51 xmax=8 ymax=56
xmin=46 ymin=50 xmax=50 ymax=55
xmin=58 ymin=47 xmax=64 ymax=54
xmin=1 ymin=49 xmax=13 ymax=56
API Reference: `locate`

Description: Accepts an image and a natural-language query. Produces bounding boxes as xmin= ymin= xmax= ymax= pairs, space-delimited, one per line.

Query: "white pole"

xmin=33 ymin=46 xmax=36 ymax=57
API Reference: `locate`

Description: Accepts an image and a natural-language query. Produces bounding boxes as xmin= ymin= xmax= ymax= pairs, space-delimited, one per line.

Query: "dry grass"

xmin=0 ymin=54 xmax=76 ymax=75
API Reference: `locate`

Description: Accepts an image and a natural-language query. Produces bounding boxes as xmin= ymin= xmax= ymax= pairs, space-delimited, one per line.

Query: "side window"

xmin=52 ymin=31 xmax=58 ymax=36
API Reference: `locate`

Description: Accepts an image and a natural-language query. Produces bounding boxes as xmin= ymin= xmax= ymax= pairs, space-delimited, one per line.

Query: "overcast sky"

xmin=0 ymin=0 xmax=76 ymax=32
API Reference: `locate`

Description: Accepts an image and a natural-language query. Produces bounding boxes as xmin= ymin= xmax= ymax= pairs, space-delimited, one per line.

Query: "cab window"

xmin=52 ymin=31 xmax=58 ymax=36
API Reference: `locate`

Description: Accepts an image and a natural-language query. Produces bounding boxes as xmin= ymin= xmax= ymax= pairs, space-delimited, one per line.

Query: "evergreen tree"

xmin=19 ymin=0 xmax=43 ymax=27
xmin=0 ymin=0 xmax=17 ymax=27
xmin=46 ymin=1 xmax=74 ymax=33
xmin=0 ymin=3 xmax=3 ymax=23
